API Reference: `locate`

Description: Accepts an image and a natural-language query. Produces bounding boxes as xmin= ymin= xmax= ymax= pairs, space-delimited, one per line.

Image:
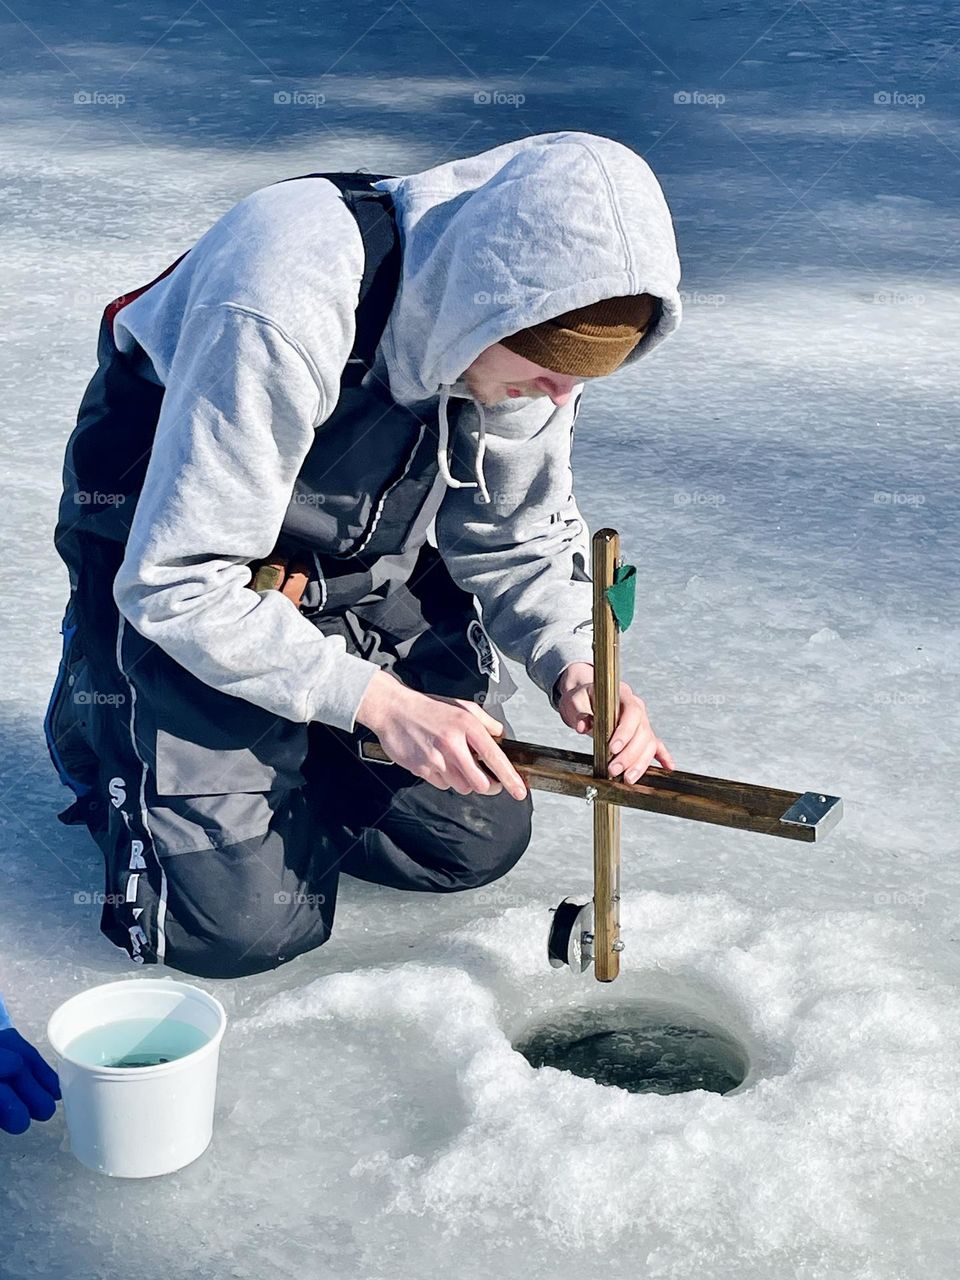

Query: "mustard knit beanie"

xmin=499 ymin=292 xmax=661 ymax=377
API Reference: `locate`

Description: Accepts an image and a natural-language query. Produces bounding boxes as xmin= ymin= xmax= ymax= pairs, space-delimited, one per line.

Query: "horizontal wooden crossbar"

xmin=358 ymin=736 xmax=843 ymax=843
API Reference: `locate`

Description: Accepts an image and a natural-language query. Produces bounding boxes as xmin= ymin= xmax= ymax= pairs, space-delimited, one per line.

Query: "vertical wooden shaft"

xmin=592 ymin=529 xmax=622 ymax=981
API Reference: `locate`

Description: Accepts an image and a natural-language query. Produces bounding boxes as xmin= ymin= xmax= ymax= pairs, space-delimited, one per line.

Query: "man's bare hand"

xmin=356 ymin=670 xmax=528 ymax=800
xmin=553 ymin=660 xmax=675 ymax=781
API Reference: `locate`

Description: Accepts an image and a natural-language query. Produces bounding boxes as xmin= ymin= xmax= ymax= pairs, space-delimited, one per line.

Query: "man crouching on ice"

xmin=47 ymin=130 xmax=683 ymax=979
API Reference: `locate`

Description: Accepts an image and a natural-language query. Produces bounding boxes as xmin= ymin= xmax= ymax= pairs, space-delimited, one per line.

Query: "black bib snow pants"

xmin=45 ymin=171 xmax=532 ymax=979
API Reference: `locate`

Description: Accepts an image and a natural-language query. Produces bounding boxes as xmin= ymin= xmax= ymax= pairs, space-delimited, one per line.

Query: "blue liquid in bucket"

xmin=65 ymin=1017 xmax=209 ymax=1069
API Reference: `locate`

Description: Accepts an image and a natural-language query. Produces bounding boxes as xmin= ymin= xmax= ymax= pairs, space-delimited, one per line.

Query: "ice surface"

xmin=1 ymin=0 xmax=958 ymax=1276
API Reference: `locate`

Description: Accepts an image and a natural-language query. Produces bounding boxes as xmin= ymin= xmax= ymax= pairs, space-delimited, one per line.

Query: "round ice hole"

xmin=514 ymin=1001 xmax=749 ymax=1096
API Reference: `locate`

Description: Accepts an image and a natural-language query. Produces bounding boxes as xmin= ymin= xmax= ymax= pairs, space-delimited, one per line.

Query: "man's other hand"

xmin=553 ymin=660 xmax=675 ymax=781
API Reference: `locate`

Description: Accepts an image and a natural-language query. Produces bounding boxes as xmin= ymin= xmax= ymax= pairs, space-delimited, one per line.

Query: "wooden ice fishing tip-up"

xmin=359 ymin=528 xmax=844 ymax=983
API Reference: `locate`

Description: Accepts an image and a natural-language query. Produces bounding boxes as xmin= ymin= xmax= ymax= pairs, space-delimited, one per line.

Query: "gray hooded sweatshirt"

xmin=111 ymin=130 xmax=682 ymax=733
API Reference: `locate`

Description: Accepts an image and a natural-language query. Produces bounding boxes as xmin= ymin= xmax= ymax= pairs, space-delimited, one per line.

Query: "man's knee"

xmin=140 ymin=820 xmax=337 ymax=978
xmin=157 ymin=893 xmax=334 ymax=979
xmin=446 ymin=788 xmax=534 ymax=891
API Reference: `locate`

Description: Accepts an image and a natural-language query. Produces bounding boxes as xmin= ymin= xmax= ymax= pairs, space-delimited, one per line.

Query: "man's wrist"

xmin=355 ymin=668 xmax=406 ymax=733
xmin=551 ymin=660 xmax=594 ymax=709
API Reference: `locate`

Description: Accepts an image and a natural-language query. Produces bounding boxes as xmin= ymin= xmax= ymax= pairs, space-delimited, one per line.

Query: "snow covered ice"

xmin=1 ymin=0 xmax=959 ymax=1276
xmin=235 ymin=895 xmax=960 ymax=1254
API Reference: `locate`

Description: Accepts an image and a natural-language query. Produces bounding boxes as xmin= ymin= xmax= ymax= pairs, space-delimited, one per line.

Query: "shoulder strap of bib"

xmin=272 ymin=170 xmax=401 ymax=388
xmin=104 ymin=170 xmax=401 ymax=391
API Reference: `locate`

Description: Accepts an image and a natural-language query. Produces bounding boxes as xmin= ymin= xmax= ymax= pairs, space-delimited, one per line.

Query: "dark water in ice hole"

xmin=515 ymin=1004 xmax=748 ymax=1095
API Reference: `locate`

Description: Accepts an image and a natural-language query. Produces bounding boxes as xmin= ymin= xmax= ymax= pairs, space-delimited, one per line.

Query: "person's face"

xmin=460 ymin=343 xmax=589 ymax=408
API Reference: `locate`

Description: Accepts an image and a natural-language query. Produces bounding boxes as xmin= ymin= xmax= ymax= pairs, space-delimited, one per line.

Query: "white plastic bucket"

xmin=47 ymin=978 xmax=227 ymax=1178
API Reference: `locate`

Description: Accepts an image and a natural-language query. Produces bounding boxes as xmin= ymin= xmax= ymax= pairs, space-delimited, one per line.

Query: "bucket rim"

xmin=46 ymin=977 xmax=227 ymax=1075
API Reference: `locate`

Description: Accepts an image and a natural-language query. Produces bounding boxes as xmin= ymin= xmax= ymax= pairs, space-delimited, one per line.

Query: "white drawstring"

xmin=473 ymin=407 xmax=489 ymax=502
xmin=437 ymin=384 xmax=491 ymax=504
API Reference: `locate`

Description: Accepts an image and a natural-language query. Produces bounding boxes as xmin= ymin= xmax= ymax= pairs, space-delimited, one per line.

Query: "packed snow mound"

xmin=238 ymin=892 xmax=960 ymax=1271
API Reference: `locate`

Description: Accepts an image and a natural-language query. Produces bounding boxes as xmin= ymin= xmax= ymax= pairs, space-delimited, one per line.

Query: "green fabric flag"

xmin=604 ymin=563 xmax=637 ymax=631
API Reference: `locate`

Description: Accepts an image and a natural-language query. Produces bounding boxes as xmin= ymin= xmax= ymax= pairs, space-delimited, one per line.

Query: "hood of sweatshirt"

xmin=370 ymin=130 xmax=682 ymax=503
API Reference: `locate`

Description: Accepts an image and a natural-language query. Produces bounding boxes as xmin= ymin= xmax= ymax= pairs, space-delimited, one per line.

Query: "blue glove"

xmin=0 ymin=996 xmax=61 ymax=1135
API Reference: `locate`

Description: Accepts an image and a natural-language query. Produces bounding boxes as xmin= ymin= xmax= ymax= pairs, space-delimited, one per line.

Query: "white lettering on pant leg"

xmin=109 ymin=776 xmax=126 ymax=808
xmin=116 ymin=614 xmax=168 ymax=964
xmin=128 ymin=924 xmax=149 ymax=963
xmin=129 ymin=839 xmax=147 ymax=870
xmin=125 ymin=873 xmax=140 ymax=903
